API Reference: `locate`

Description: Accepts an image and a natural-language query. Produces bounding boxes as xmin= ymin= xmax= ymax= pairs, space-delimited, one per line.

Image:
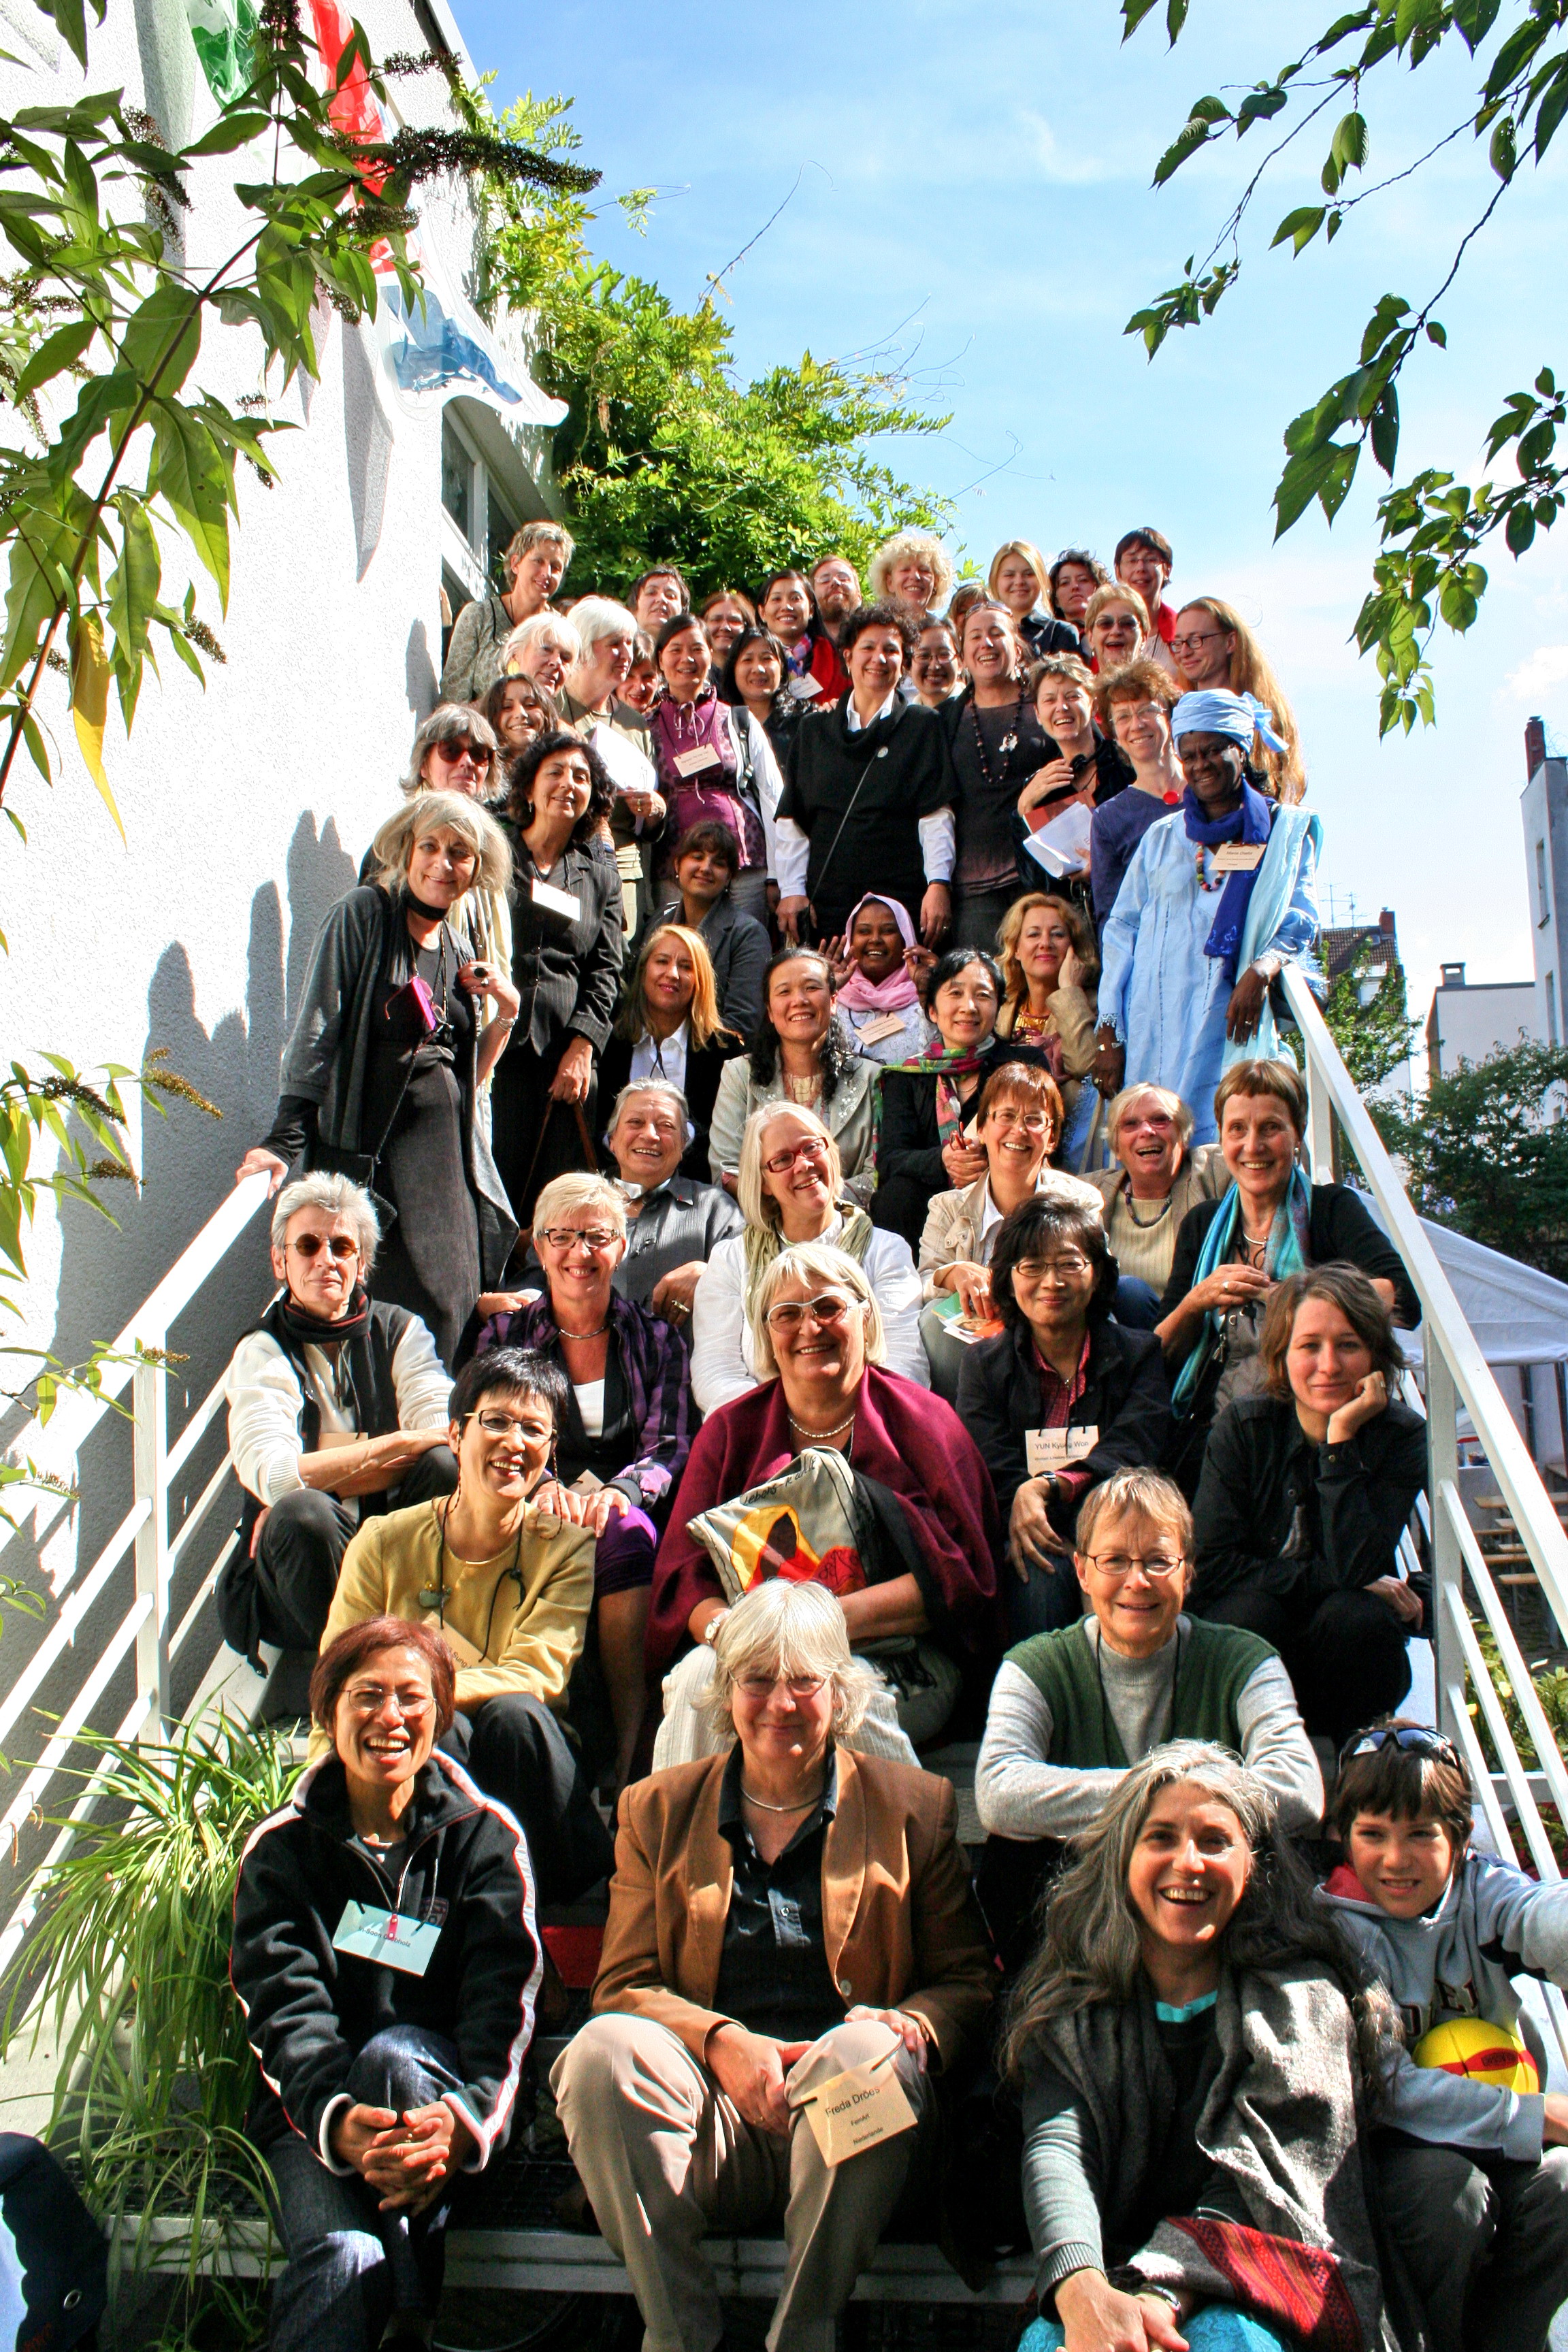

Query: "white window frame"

xmin=440 ymin=405 xmax=523 ymax=612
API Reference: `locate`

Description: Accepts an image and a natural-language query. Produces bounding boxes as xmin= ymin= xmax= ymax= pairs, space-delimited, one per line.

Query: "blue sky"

xmin=453 ymin=0 xmax=1568 ymax=1027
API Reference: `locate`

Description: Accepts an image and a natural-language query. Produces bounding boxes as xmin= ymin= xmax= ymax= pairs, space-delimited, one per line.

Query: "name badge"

xmin=1211 ymin=841 xmax=1265 ymax=873
xmin=854 ymin=1011 xmax=907 ymax=1046
xmin=794 ymin=2048 xmax=916 ymax=2166
xmin=1026 ymin=1425 xmax=1098 ymax=1476
xmin=531 ymin=877 xmax=582 ymax=921
xmin=333 ymin=1899 xmax=442 ymax=1976
xmin=673 ymin=745 xmax=721 ymax=779
xmin=787 ymin=675 xmax=821 ymax=700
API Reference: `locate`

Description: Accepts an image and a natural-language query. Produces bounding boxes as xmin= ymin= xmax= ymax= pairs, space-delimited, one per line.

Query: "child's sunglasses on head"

xmin=1338 ymin=1724 xmax=1462 ymax=1771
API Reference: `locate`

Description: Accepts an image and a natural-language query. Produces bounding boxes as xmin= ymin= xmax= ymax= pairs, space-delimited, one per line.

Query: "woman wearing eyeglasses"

xmin=553 ymin=1577 xmax=993 ymax=2352
xmin=973 ymin=1466 xmax=1322 ymax=1974
xmin=238 ymin=794 xmax=521 ymax=1369
xmin=956 ymin=1199 xmax=1173 ymax=1644
xmin=1190 ymin=1264 xmax=1429 ymax=1747
xmin=690 ymin=1104 xmax=926 ymax=1414
xmin=472 ymin=1174 xmax=694 ymax=1788
xmin=309 ymin=1345 xmax=615 ymax=1902
xmin=649 ymin=1243 xmax=1004 ymax=1757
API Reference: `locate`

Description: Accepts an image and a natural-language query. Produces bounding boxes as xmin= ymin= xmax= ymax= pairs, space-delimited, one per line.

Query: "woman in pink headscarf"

xmin=826 ymin=893 xmax=933 ymax=1066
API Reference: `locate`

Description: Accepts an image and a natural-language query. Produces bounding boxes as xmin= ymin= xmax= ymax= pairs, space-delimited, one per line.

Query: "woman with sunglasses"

xmin=309 ymin=1345 xmax=615 ymax=1902
xmin=649 ymin=1242 xmax=1003 ymax=1754
xmin=691 ymin=1102 xmax=926 ymax=1413
xmin=1191 ymin=1263 xmax=1429 ymax=1746
xmin=375 ymin=704 xmax=512 ymax=981
xmin=238 ymin=794 xmax=520 ymax=1369
xmin=490 ymin=730 xmax=625 ymax=1227
xmin=472 ymin=1174 xmax=693 ymax=1788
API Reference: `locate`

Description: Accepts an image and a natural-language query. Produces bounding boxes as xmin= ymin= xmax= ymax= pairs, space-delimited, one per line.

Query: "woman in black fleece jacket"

xmin=231 ymin=1617 xmax=540 ymax=2352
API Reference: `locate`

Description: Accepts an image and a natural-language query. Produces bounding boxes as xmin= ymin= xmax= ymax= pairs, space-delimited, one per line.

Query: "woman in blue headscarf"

xmin=1090 ymin=691 xmax=1322 ymax=1145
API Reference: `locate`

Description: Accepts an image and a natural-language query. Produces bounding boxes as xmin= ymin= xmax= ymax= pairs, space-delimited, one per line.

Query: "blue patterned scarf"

xmin=1171 ymin=1167 xmax=1313 ymax=1414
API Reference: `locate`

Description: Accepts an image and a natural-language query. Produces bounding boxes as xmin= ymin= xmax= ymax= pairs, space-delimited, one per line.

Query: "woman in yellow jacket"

xmin=314 ymin=1346 xmax=613 ymax=1899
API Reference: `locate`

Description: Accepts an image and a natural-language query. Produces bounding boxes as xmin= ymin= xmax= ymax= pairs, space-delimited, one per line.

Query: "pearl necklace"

xmin=789 ymin=1410 xmax=855 ymax=1444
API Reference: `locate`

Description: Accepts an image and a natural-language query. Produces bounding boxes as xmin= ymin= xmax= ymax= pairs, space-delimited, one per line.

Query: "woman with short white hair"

xmin=1083 ymin=1082 xmax=1225 ymax=1292
xmin=651 ymin=1240 xmax=1004 ymax=1765
xmin=691 ymin=1102 xmax=927 ymax=1412
xmin=237 ymin=793 xmax=521 ymax=1367
xmin=553 ymin=1574 xmax=993 ymax=2352
xmin=868 ymin=529 xmax=956 ymax=622
xmin=502 ymin=608 xmax=580 ymax=704
xmin=439 ymin=519 xmax=574 ymax=703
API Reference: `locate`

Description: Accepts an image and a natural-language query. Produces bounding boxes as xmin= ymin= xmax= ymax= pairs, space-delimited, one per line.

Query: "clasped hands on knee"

xmin=329 ymin=2098 xmax=474 ymax=2214
xmin=705 ymin=2010 xmax=928 ymax=2136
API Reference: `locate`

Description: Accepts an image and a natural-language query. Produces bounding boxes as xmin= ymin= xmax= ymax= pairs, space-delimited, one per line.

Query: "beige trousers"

xmin=551 ymin=2014 xmax=930 ymax=2352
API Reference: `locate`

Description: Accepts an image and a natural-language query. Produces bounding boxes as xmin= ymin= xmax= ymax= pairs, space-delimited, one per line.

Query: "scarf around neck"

xmin=742 ymin=1205 xmax=873 ymax=1299
xmin=836 ymin=892 xmax=921 ymax=1013
xmin=1182 ymin=779 xmax=1274 ymax=983
xmin=277 ymin=1279 xmax=372 ymax=1352
xmin=1171 ymin=1167 xmax=1312 ymax=1413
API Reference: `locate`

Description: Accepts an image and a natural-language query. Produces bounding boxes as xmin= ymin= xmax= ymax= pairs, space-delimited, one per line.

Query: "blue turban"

xmin=1171 ymin=689 xmax=1287 ymax=756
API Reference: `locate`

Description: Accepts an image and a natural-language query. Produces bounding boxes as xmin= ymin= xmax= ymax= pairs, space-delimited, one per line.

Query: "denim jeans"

xmin=266 ymin=2023 xmax=467 ymax=2352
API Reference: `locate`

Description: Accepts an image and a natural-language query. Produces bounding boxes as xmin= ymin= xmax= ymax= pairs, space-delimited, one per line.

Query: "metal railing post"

xmin=131 ymin=1346 xmax=171 ymax=1733
xmin=1303 ymin=1026 xmax=1336 ymax=1186
xmin=1425 ymin=1340 xmax=1465 ymax=1746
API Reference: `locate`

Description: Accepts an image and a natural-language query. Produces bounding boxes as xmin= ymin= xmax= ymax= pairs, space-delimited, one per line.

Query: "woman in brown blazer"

xmin=551 ymin=1579 xmax=993 ymax=2352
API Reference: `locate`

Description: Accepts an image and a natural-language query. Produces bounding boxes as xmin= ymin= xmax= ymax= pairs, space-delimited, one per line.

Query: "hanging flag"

xmin=184 ymin=0 xmax=258 ymax=106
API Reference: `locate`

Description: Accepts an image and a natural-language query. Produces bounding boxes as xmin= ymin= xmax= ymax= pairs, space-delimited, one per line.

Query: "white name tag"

xmin=795 ymin=2052 xmax=916 ymax=2166
xmin=530 ymin=877 xmax=582 ymax=921
xmin=788 ymin=674 xmax=821 ymax=700
xmin=1026 ymin=1425 xmax=1099 ymax=1475
xmin=854 ymin=1011 xmax=907 ymax=1046
xmin=673 ymin=745 xmax=721 ymax=778
xmin=1211 ymin=841 xmax=1265 ymax=872
xmin=333 ymin=1900 xmax=441 ymax=1976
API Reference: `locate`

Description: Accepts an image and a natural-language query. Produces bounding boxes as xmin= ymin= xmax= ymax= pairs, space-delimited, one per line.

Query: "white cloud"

xmin=1503 ymin=644 xmax=1568 ymax=701
xmin=1014 ymin=110 xmax=1112 ymax=185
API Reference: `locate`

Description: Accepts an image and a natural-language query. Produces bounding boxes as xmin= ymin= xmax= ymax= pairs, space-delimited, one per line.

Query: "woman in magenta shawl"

xmin=648 ymin=1240 xmax=1004 ymax=1708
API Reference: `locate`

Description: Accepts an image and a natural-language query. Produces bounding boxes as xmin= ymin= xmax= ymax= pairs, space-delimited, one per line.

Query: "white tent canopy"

xmin=1413 ymin=1216 xmax=1568 ymax=1368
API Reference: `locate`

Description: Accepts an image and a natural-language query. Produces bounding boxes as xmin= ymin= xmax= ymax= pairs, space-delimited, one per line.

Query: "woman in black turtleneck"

xmin=238 ymin=793 xmax=522 ymax=1367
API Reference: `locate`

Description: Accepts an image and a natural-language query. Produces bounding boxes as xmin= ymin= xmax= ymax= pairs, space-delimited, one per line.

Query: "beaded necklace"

xmin=967 ymin=685 xmax=1026 ymax=794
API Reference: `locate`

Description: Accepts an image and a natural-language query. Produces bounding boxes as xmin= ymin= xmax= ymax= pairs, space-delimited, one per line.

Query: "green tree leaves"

xmin=1374 ymin=1041 xmax=1568 ymax=1281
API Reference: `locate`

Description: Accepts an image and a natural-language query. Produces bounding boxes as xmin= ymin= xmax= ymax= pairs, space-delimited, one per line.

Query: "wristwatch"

xmin=700 ymin=1610 xmax=729 ymax=1646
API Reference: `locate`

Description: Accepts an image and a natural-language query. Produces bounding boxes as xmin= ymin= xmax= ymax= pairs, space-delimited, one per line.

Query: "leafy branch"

xmin=1118 ymin=0 xmax=1568 ymax=730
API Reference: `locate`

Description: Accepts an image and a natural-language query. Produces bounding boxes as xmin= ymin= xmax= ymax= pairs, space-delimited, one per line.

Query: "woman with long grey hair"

xmin=238 ymin=792 xmax=520 ymax=1366
xmin=1004 ymin=1742 xmax=1409 ymax=2352
xmin=393 ymin=703 xmax=510 ymax=980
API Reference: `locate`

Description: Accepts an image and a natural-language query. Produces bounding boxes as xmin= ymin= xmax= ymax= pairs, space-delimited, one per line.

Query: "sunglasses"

xmin=288 ymin=1234 xmax=358 ymax=1260
xmin=1339 ymin=1725 xmax=1462 ymax=1769
xmin=433 ymin=739 xmax=493 ymax=769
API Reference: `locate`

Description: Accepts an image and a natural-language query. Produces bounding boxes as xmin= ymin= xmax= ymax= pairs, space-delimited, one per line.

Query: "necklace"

xmin=556 ymin=1319 xmax=609 ymax=1341
xmin=1122 ymin=1189 xmax=1172 ymax=1230
xmin=789 ymin=1409 xmax=856 ymax=1444
xmin=1194 ymin=844 xmax=1226 ymax=893
xmin=967 ymin=685 xmax=1026 ymax=794
xmin=740 ymin=1781 xmax=826 ymax=1814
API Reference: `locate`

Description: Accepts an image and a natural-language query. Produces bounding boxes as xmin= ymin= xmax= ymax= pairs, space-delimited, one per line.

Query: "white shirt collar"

xmin=845 ymin=691 xmax=897 ymax=735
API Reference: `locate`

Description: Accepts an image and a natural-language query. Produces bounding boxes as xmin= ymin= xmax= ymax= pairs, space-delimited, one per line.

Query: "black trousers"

xmin=868 ymin=1172 xmax=931 ymax=1254
xmin=1376 ymin=2140 xmax=1568 ymax=2352
xmin=1198 ymin=1577 xmax=1411 ymax=1748
xmin=440 ymin=1695 xmax=615 ymax=1906
xmin=250 ymin=1449 xmax=459 ymax=1652
xmin=489 ymin=1049 xmax=600 ymax=1233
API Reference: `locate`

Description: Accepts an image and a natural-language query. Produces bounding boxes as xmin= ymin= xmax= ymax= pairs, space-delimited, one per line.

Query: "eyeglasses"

xmin=538 ymin=1226 xmax=618 ymax=1253
xmin=991 ymin=1111 xmax=1049 ymax=1136
xmin=289 ymin=1234 xmax=358 ymax=1260
xmin=468 ymin=1410 xmax=547 ymax=1438
xmin=763 ymin=1139 xmax=831 ymax=1176
xmin=342 ymin=1685 xmax=434 ymax=1718
xmin=1170 ymin=630 xmax=1224 ymax=657
xmin=1015 ymin=1255 xmax=1094 ymax=1283
xmin=736 ymin=1672 xmax=828 ymax=1700
xmin=433 ymin=739 xmax=493 ymax=768
xmin=764 ymin=1293 xmax=855 ymax=1335
xmin=1339 ymin=1725 xmax=1461 ymax=1767
xmin=1083 ymin=1553 xmax=1187 ymax=1581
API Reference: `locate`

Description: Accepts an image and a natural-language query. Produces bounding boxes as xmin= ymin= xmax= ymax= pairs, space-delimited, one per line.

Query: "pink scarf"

xmin=836 ymin=893 xmax=922 ymax=1012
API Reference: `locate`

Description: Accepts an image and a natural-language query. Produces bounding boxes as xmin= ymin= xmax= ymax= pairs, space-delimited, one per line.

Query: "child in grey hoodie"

xmin=1322 ymin=1718 xmax=1568 ymax=2352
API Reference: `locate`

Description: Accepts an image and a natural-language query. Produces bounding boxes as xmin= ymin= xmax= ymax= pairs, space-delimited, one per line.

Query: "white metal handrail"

xmin=1281 ymin=967 xmax=1568 ymax=1886
xmin=0 ymin=1171 xmax=272 ymax=1978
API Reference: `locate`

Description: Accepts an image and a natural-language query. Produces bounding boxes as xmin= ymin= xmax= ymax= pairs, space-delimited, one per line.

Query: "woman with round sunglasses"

xmin=239 ymin=794 xmax=520 ymax=1369
xmin=691 ymin=1102 xmax=926 ymax=1413
xmin=472 ymin=1173 xmax=694 ymax=1788
xmin=649 ymin=1242 xmax=1003 ymax=1754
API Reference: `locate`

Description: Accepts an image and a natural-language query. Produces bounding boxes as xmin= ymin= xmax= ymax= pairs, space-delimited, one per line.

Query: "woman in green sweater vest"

xmin=975 ymin=1469 xmax=1320 ymax=1970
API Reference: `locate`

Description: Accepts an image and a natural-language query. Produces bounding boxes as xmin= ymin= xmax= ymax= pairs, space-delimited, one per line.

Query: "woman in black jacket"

xmin=231 ymin=1615 xmax=540 ymax=2352
xmin=957 ymin=1196 xmax=1171 ymax=1643
xmin=773 ymin=600 xmax=958 ymax=946
xmin=491 ymin=730 xmax=625 ymax=1226
xmin=1156 ymin=1058 xmax=1418 ymax=1492
xmin=1191 ymin=1264 xmax=1428 ymax=1745
xmin=598 ymin=920 xmax=742 ymax=1181
xmin=238 ymin=794 xmax=521 ymax=1367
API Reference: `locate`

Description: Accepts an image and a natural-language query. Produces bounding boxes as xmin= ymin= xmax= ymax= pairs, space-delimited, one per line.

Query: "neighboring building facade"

xmin=1322 ymin=906 xmax=1414 ymax=1097
xmin=1426 ymin=963 xmax=1539 ymax=1086
xmin=1522 ymin=712 xmax=1568 ymax=1049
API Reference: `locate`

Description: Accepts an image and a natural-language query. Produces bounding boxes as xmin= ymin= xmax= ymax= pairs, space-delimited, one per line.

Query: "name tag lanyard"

xmin=418 ymin=1490 xmax=526 ymax=1659
xmin=1096 ymin=1618 xmax=1183 ymax=1759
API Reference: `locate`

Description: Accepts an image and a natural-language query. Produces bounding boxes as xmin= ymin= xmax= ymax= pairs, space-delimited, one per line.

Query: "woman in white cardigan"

xmin=691 ymin=1103 xmax=927 ymax=1413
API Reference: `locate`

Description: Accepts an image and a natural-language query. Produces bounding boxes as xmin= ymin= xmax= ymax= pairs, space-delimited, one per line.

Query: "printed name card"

xmin=332 ymin=1901 xmax=441 ymax=1977
xmin=1025 ymin=1426 xmax=1099 ymax=1475
xmin=854 ymin=1011 xmax=907 ymax=1046
xmin=794 ymin=2051 xmax=915 ymax=2166
xmin=530 ymin=877 xmax=582 ymax=921
xmin=1211 ymin=842 xmax=1265 ymax=873
xmin=673 ymin=746 xmax=721 ymax=779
